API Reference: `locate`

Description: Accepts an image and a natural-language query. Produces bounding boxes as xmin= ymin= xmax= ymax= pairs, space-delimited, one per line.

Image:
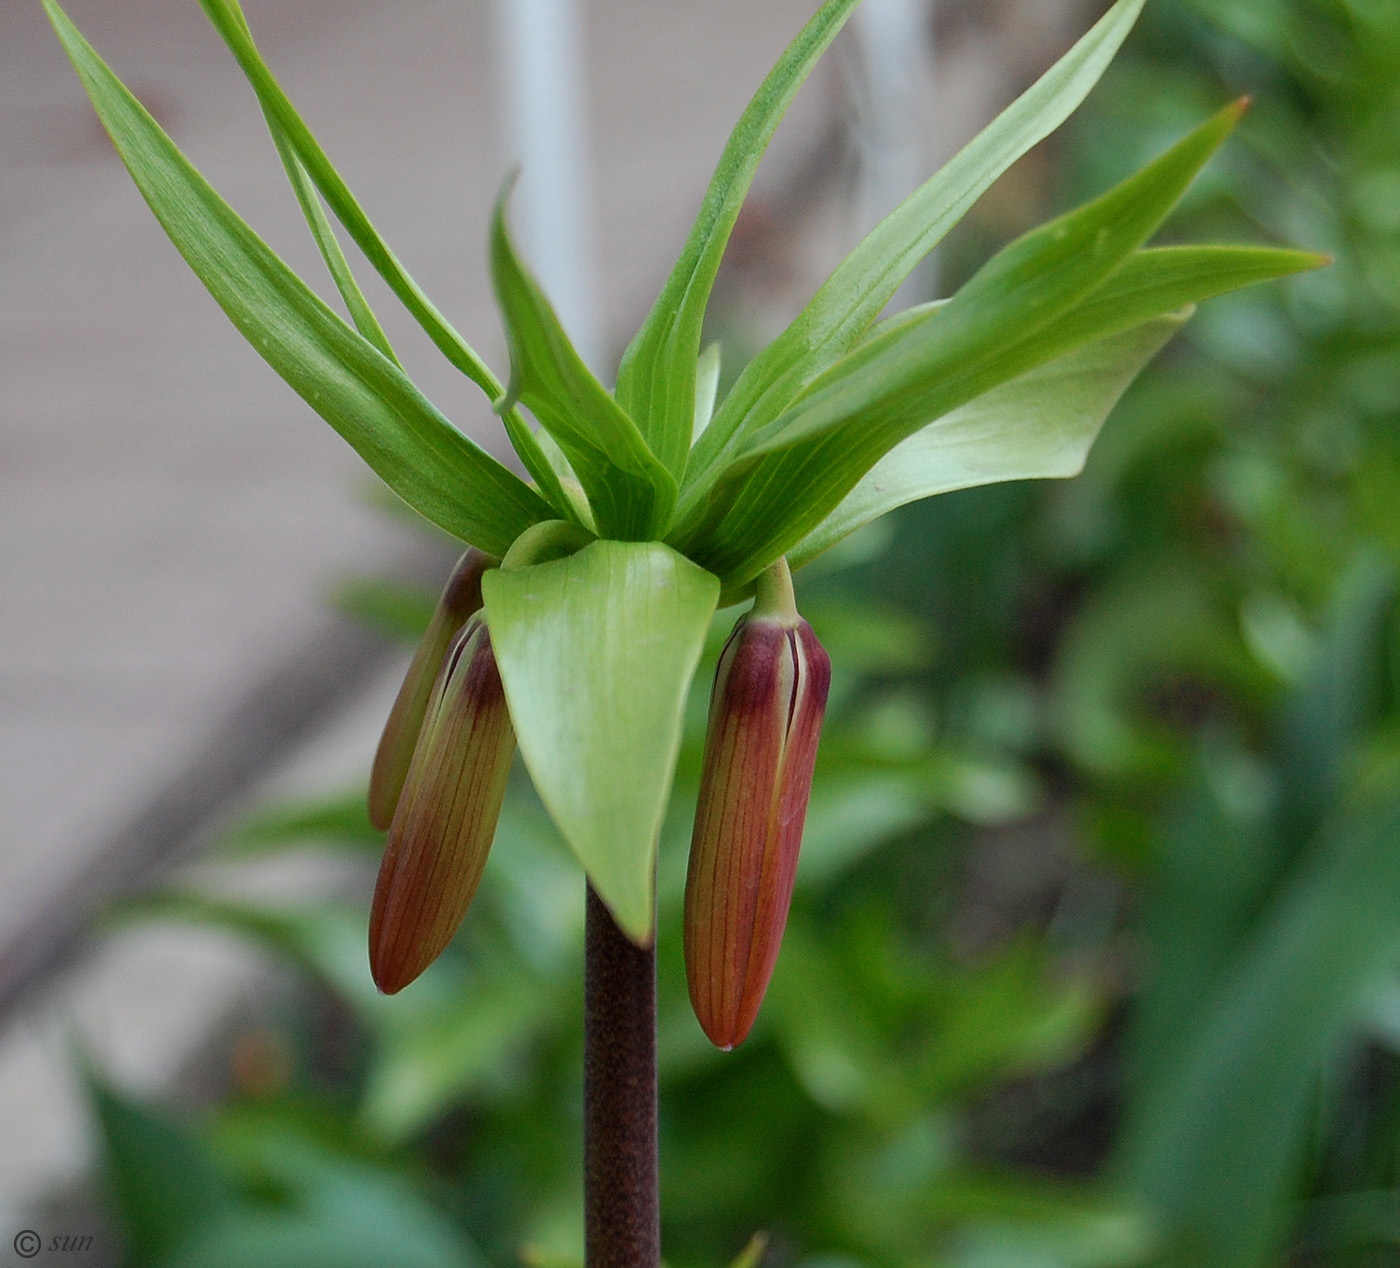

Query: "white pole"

xmin=491 ymin=0 xmax=603 ymax=370
xmin=851 ymin=0 xmax=936 ymax=304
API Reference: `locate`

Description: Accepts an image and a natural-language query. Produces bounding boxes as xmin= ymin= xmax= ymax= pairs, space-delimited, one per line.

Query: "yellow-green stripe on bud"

xmin=369 ymin=614 xmax=515 ymax=994
xmin=369 ymin=548 xmax=495 ymax=830
xmin=684 ymin=560 xmax=831 ymax=1049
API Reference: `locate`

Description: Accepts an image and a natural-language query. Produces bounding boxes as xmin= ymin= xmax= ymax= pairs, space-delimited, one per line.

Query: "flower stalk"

xmin=584 ymin=884 xmax=659 ymax=1268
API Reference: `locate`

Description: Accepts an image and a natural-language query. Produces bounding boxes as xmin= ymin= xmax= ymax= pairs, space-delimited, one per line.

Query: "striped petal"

xmin=368 ymin=548 xmax=494 ymax=830
xmin=369 ymin=616 xmax=515 ymax=993
xmin=684 ymin=583 xmax=830 ymax=1048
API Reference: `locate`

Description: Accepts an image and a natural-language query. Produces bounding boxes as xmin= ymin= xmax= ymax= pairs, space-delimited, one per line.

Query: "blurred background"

xmin=3 ymin=0 xmax=1399 ymax=1264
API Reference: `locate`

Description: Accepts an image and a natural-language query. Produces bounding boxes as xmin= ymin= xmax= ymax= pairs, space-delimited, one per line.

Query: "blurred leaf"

xmin=795 ymin=777 xmax=931 ymax=886
xmin=332 ymin=579 xmax=437 ymax=644
xmin=1272 ymin=552 xmax=1397 ymax=860
xmin=128 ymin=892 xmax=385 ymax=1018
xmin=360 ymin=964 xmax=558 ymax=1143
xmin=799 ymin=598 xmax=932 ymax=675
xmin=1121 ymin=794 xmax=1400 ymax=1268
xmin=766 ymin=921 xmax=904 ymax=1115
xmin=1051 ymin=560 xmax=1264 ymax=780
xmin=172 ymin=1108 xmax=483 ymax=1268
xmin=222 ymin=792 xmax=382 ymax=854
xmin=729 ymin=1232 xmax=770 ymax=1268
xmin=1126 ymin=748 xmax=1274 ymax=1091
xmin=614 ymin=0 xmax=861 ymax=476
xmin=86 ymin=1069 xmax=233 ymax=1266
xmin=1297 ymin=1190 xmax=1400 ymax=1256
xmin=923 ymin=1174 xmax=1155 ymax=1268
xmin=918 ymin=944 xmax=1103 ymax=1104
xmin=45 ymin=0 xmax=553 ymax=557
xmin=483 ymin=541 xmax=719 ymax=940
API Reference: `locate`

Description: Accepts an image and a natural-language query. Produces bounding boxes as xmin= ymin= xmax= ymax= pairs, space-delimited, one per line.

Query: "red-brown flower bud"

xmin=369 ymin=615 xmax=515 ymax=994
xmin=684 ymin=564 xmax=830 ymax=1049
xmin=368 ymin=548 xmax=494 ymax=832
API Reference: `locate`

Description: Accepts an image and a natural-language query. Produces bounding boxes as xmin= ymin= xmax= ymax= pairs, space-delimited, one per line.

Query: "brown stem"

xmin=584 ymin=883 xmax=659 ymax=1268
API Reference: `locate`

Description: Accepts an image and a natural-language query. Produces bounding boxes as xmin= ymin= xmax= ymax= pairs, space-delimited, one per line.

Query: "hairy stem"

xmin=584 ymin=883 xmax=659 ymax=1268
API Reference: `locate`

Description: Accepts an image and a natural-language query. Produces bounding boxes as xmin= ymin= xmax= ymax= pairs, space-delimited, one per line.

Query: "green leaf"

xmin=748 ymin=105 xmax=1248 ymax=459
xmin=678 ymin=110 xmax=1312 ymax=586
xmin=729 ymin=1233 xmax=770 ymax=1268
xmin=45 ymin=0 xmax=551 ymax=557
xmin=127 ymin=892 xmax=386 ymax=1017
xmin=222 ymin=0 xmax=396 ymax=361
xmin=176 ymin=1111 xmax=484 ymax=1268
xmin=482 ymin=542 xmax=720 ymax=940
xmin=86 ymin=1067 xmax=233 ymax=1265
xmin=1120 ymin=794 xmax=1400 ymax=1268
xmin=221 ymin=791 xmax=383 ymax=853
xmin=361 ymin=969 xmax=557 ymax=1142
xmin=613 ymin=0 xmax=862 ymax=477
xmin=694 ymin=343 xmax=723 ymax=442
xmin=1272 ymin=553 xmax=1396 ymax=862
xmin=267 ymin=124 xmax=398 ymax=366
xmin=195 ymin=0 xmax=574 ymax=520
xmin=491 ymin=194 xmax=677 ymax=539
xmin=683 ymin=0 xmax=1147 ymax=503
xmin=789 ymin=313 xmax=1186 ymax=569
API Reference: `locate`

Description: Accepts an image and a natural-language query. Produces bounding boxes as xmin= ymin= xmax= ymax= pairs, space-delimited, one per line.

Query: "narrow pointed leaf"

xmin=679 ymin=110 xmax=1304 ymax=585
xmin=196 ymin=0 xmax=574 ymax=519
xmin=1121 ymin=795 xmax=1400 ymax=1268
xmin=753 ymin=243 xmax=1324 ymax=467
xmin=491 ymin=197 xmax=677 ymax=539
xmin=195 ymin=0 xmax=493 ymax=397
xmin=45 ymin=0 xmax=552 ymax=556
xmin=684 ymin=0 xmax=1147 ymax=502
xmin=482 ymin=542 xmax=720 ymax=941
xmin=789 ymin=312 xmax=1187 ymax=568
xmin=747 ymin=103 xmax=1247 ymax=459
xmin=86 ymin=1069 xmax=234 ymax=1265
xmin=613 ymin=0 xmax=862 ymax=476
xmin=688 ymin=242 xmax=1322 ymax=586
xmin=220 ymin=0 xmax=397 ymax=361
xmin=269 ymin=125 xmax=398 ymax=364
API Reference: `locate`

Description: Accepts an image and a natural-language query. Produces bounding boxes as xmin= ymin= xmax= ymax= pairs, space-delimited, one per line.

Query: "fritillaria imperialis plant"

xmin=48 ymin=0 xmax=1322 ymax=1258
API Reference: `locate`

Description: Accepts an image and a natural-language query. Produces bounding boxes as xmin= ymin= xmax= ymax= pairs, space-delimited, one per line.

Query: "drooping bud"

xmin=369 ymin=548 xmax=495 ymax=831
xmin=369 ymin=615 xmax=515 ymax=994
xmin=684 ymin=559 xmax=831 ymax=1049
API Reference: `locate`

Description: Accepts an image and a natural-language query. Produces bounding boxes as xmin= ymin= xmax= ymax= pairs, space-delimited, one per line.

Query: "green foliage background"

xmin=83 ymin=1 xmax=1400 ymax=1266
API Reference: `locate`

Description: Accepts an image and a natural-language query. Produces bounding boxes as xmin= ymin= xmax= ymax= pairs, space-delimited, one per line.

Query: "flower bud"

xmin=369 ymin=548 xmax=494 ymax=831
xmin=369 ymin=615 xmax=515 ymax=994
xmin=684 ymin=563 xmax=830 ymax=1049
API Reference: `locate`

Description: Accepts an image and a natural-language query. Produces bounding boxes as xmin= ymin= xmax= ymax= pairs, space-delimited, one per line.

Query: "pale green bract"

xmin=483 ymin=543 xmax=718 ymax=940
xmin=46 ymin=0 xmax=1323 ymax=937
